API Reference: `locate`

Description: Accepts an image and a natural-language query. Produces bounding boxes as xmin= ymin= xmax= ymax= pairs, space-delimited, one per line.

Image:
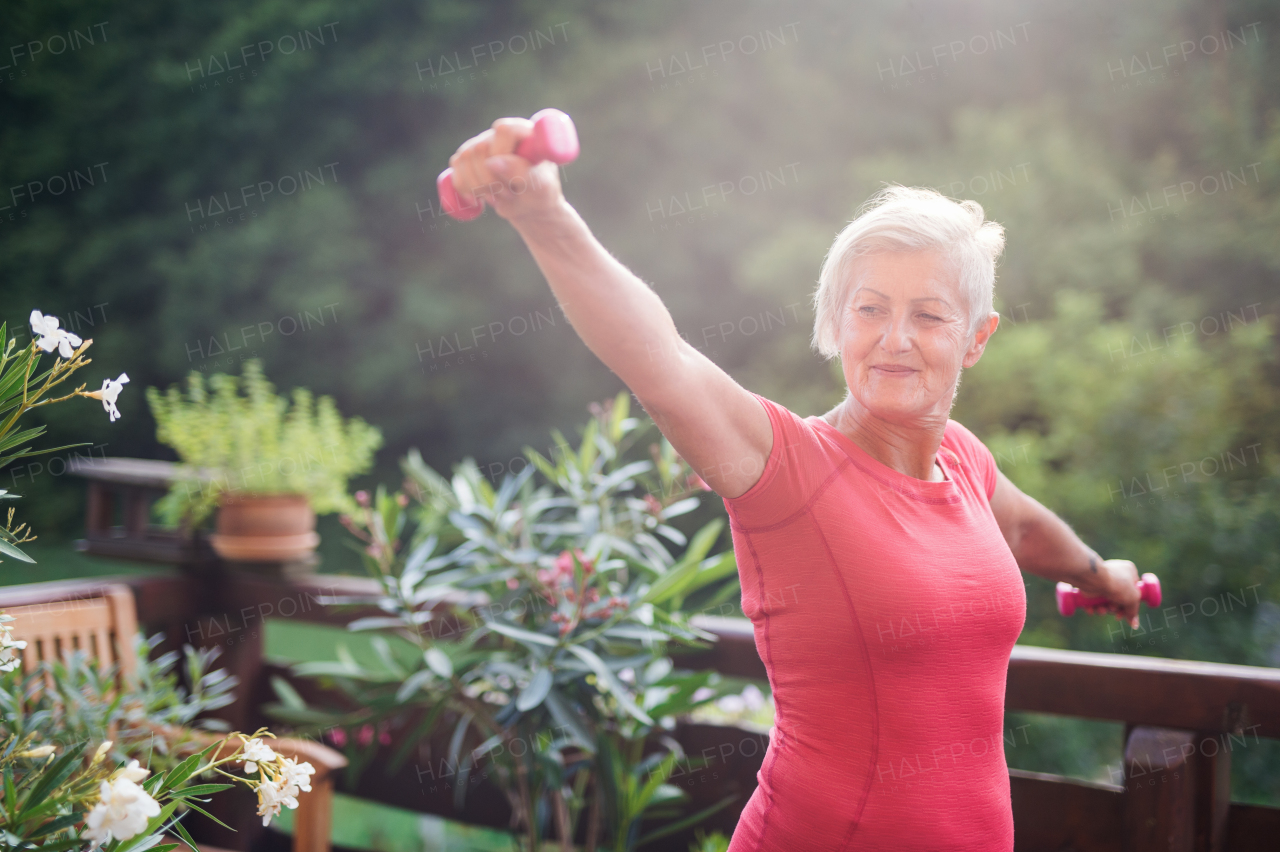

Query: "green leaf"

xmin=0 ymin=538 xmax=34 ymax=563
xmin=395 ymin=668 xmax=435 ymax=703
xmin=484 ymin=620 xmax=557 ymax=648
xmin=165 ymin=741 xmax=221 ymax=789
xmin=22 ymin=743 xmax=86 ymax=808
xmin=169 ymin=783 xmax=234 ymax=798
xmin=634 ymin=794 xmax=739 ymax=847
xmin=169 ymin=817 xmax=200 ymax=851
xmin=424 ymin=646 xmax=453 ymax=679
xmin=0 ymin=426 xmax=45 ymax=455
xmin=177 ymin=799 xmax=235 ymax=831
xmin=544 ymin=687 xmax=594 ymax=750
xmin=515 ymin=667 xmax=552 ymax=711
xmin=270 ymin=675 xmax=306 ymax=711
xmin=566 ymin=644 xmax=653 ymax=725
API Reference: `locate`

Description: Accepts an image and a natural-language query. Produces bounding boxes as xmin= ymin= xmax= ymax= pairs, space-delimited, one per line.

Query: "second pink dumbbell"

xmin=436 ymin=107 xmax=580 ymax=221
xmin=1056 ymin=572 xmax=1162 ymax=617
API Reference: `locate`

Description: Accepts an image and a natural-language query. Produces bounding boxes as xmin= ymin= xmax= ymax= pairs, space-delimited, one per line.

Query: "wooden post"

xmin=84 ymin=480 xmax=114 ymax=536
xmin=1124 ymin=726 xmax=1196 ymax=851
xmin=1190 ymin=730 xmax=1231 ymax=852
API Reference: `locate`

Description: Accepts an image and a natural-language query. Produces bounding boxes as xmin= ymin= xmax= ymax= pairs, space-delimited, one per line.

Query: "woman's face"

xmin=837 ymin=248 xmax=995 ymax=425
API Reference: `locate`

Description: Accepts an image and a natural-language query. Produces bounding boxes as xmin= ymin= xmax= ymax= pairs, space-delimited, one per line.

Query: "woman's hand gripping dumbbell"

xmin=1056 ymin=571 xmax=1162 ymax=625
xmin=437 ymin=108 xmax=579 ymax=222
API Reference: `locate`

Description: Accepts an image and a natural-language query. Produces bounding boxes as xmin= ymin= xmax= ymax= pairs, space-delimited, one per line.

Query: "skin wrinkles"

xmin=821 ymin=249 xmax=997 ymax=483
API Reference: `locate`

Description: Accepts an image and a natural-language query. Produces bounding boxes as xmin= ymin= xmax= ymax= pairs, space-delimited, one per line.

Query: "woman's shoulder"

xmin=941 ymin=418 xmax=992 ymax=459
xmin=722 ymin=392 xmax=843 ymax=526
xmin=942 ymin=418 xmax=982 ymax=445
xmin=942 ymin=419 xmax=998 ymax=497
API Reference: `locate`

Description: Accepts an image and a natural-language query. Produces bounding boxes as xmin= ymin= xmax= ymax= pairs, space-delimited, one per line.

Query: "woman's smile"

xmin=870 ymin=363 xmax=918 ymax=377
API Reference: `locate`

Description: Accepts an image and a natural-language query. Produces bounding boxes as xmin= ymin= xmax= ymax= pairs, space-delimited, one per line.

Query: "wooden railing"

xmin=6 ymin=457 xmax=1274 ymax=851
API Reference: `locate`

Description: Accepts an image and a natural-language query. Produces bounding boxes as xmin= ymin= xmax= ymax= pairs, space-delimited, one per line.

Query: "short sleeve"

xmin=943 ymin=419 xmax=998 ymax=501
xmin=722 ymin=393 xmax=833 ymax=530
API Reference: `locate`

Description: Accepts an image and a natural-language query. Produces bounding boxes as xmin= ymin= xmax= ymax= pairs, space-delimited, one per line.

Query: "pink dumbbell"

xmin=436 ymin=107 xmax=580 ymax=221
xmin=1056 ymin=572 xmax=1162 ymax=617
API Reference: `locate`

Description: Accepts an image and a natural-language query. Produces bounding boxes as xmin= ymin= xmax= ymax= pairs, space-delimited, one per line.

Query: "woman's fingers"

xmin=445 ymin=116 xmax=563 ymax=221
xmin=447 ymin=117 xmax=534 ymax=202
xmin=450 ymin=129 xmax=499 ymax=202
xmin=490 ymin=117 xmax=533 ymax=155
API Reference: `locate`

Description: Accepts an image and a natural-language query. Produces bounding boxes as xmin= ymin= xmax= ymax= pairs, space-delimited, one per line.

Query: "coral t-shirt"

xmin=722 ymin=393 xmax=1025 ymax=852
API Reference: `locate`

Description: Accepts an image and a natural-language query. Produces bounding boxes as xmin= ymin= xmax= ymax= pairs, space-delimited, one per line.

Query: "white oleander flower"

xmin=89 ymin=373 xmax=129 ymax=422
xmin=279 ymin=756 xmax=315 ymax=793
xmin=241 ymin=737 xmax=277 ymax=774
xmin=29 ymin=310 xmax=82 ymax=359
xmin=0 ymin=614 xmax=26 ymax=673
xmin=91 ymin=740 xmax=114 ymax=764
xmin=84 ymin=776 xmax=161 ymax=847
xmin=116 ymin=758 xmax=150 ymax=783
xmin=255 ymin=778 xmax=299 ymax=827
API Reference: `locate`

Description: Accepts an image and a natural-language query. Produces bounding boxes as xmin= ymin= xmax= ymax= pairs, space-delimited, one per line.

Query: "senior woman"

xmin=447 ymin=117 xmax=1144 ymax=850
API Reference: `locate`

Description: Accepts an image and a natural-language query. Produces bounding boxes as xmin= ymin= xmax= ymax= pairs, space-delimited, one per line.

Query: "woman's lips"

xmin=871 ymin=364 xmax=916 ymax=376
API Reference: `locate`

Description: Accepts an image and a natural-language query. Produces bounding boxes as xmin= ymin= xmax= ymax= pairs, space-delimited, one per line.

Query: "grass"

xmin=264 ymin=617 xmax=420 ymax=669
xmin=271 ymin=791 xmax=545 ymax=852
xmin=0 ymin=539 xmax=170 ymax=586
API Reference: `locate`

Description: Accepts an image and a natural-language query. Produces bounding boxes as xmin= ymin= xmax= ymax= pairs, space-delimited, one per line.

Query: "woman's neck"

xmin=822 ymin=396 xmax=949 ymax=482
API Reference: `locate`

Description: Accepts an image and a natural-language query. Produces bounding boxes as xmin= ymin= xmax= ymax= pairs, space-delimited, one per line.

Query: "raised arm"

xmin=446 ymin=116 xmax=771 ymax=499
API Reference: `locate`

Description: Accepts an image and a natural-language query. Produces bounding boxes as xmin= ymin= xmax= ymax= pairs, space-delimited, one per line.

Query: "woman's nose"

xmin=879 ymin=314 xmax=913 ymax=351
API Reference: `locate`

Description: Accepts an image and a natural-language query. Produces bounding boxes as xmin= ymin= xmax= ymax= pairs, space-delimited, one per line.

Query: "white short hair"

xmin=810 ymin=184 xmax=1006 ymax=361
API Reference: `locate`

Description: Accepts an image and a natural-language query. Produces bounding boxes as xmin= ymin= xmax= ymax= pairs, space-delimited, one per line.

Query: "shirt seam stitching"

xmin=728 ymin=457 xmax=854 ymax=534
xmin=810 ymin=509 xmax=880 ymax=850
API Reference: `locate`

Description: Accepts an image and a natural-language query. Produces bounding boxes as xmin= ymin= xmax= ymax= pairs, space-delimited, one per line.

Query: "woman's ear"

xmin=963 ymin=312 xmax=1000 ymax=368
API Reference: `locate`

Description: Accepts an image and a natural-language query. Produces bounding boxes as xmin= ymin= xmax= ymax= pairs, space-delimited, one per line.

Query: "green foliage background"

xmin=2 ymin=0 xmax=1279 ymax=796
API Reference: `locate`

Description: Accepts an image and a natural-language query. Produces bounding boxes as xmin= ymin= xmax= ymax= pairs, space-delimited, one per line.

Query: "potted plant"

xmin=146 ymin=358 xmax=382 ymax=566
xmin=267 ymin=392 xmax=744 ymax=851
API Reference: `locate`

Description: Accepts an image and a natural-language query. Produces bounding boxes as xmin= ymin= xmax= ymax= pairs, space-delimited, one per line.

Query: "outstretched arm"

xmin=446 ymin=116 xmax=772 ymax=499
xmin=989 ymin=468 xmax=1142 ymax=628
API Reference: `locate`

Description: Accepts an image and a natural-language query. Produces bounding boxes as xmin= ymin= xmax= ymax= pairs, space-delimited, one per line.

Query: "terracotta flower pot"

xmin=209 ymin=493 xmax=319 ymax=562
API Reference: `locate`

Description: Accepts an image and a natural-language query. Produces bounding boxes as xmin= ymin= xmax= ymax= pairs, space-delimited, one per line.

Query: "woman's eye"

xmin=919 ymin=313 xmax=942 ymax=321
